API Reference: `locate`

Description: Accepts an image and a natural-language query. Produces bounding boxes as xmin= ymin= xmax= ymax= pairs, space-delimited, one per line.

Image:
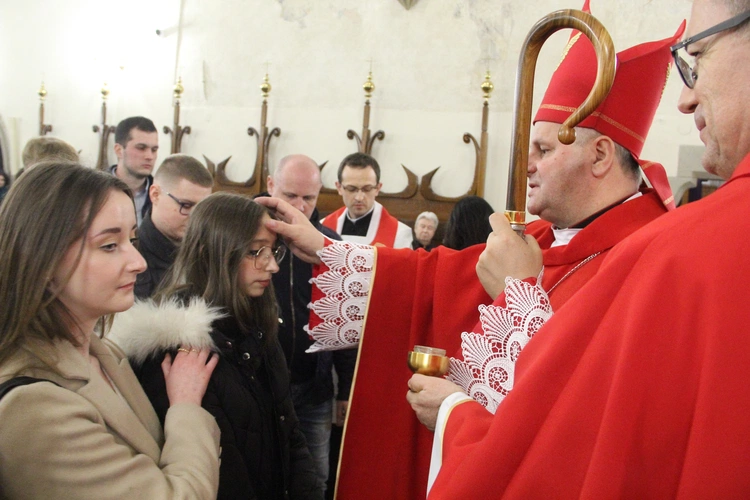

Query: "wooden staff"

xmin=505 ymin=9 xmax=616 ymax=233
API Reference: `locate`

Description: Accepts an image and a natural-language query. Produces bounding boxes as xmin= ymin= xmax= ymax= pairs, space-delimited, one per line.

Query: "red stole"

xmin=322 ymin=204 xmax=401 ymax=247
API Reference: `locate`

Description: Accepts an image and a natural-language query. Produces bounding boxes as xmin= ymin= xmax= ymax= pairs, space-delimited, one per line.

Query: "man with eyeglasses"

xmin=135 ymin=154 xmax=213 ymax=299
xmin=321 ymin=152 xmax=413 ymax=248
xmin=401 ymin=0 xmax=750 ymax=497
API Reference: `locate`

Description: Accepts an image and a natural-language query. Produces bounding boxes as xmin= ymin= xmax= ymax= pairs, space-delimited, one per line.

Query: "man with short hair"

xmin=405 ymin=0 xmax=750 ymax=497
xmin=412 ymin=211 xmax=438 ymax=250
xmin=21 ymin=137 xmax=79 ymax=169
xmin=134 ymin=154 xmax=213 ymax=299
xmin=321 ymin=152 xmax=413 ymax=248
xmin=267 ymin=154 xmax=355 ymax=496
xmin=111 ymin=116 xmax=159 ymax=226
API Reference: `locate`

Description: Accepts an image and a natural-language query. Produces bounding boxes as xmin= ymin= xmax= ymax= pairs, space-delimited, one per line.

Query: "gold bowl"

xmin=407 ymin=348 xmax=450 ymax=377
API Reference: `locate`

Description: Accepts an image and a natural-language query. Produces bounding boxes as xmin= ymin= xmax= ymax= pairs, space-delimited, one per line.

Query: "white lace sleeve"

xmin=304 ymin=241 xmax=374 ymax=352
xmin=446 ymin=271 xmax=553 ymax=414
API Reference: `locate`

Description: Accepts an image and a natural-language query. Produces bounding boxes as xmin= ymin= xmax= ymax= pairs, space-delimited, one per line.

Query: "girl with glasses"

xmin=110 ymin=192 xmax=321 ymax=499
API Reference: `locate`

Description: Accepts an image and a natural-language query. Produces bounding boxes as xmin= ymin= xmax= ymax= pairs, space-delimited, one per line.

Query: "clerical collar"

xmin=345 ymin=206 xmax=374 ymax=223
xmin=551 ymin=192 xmax=642 ymax=248
xmin=342 ymin=207 xmax=375 ymax=237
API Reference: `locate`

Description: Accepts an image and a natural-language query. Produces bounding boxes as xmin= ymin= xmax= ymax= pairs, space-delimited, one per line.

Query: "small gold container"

xmin=407 ymin=346 xmax=450 ymax=376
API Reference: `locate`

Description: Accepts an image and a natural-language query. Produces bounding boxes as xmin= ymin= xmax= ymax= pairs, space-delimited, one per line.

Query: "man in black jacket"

xmin=267 ymin=154 xmax=356 ymax=496
xmin=135 ymin=154 xmax=213 ymax=299
xmin=109 ymin=116 xmax=159 ymax=227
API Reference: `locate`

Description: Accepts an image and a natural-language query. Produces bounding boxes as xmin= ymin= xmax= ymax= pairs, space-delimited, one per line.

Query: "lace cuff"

xmin=305 ymin=241 xmax=374 ymax=352
xmin=446 ymin=271 xmax=552 ymax=414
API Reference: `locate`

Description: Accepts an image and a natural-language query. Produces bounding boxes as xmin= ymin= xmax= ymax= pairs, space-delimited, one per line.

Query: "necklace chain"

xmin=546 ymin=252 xmax=602 ymax=295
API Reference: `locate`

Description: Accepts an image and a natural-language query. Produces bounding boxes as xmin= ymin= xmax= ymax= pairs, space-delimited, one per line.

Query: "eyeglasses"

xmin=166 ymin=192 xmax=197 ymax=216
xmin=671 ymin=9 xmax=750 ymax=89
xmin=247 ymin=245 xmax=287 ymax=269
xmin=341 ymin=184 xmax=378 ymax=194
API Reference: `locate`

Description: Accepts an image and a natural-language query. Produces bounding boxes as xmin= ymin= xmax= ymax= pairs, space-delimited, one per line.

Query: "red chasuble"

xmin=432 ymin=155 xmax=750 ymax=498
xmin=330 ymin=190 xmax=667 ymax=499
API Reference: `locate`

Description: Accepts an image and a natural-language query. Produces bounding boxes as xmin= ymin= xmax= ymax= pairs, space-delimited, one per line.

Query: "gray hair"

xmin=415 ymin=211 xmax=438 ymax=226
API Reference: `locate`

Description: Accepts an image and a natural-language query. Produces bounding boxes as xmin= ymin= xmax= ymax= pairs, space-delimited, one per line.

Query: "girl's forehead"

xmin=251 ymin=216 xmax=276 ymax=243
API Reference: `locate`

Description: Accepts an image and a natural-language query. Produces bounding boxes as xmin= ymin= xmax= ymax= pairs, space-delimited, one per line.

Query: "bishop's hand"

xmin=476 ymin=212 xmax=543 ymax=300
xmin=406 ymin=374 xmax=463 ymax=431
xmin=256 ymin=196 xmax=326 ymax=265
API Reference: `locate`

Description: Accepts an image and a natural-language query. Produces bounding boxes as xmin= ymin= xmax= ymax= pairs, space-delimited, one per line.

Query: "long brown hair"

xmin=0 ymin=162 xmax=132 ymax=365
xmin=155 ymin=192 xmax=279 ymax=339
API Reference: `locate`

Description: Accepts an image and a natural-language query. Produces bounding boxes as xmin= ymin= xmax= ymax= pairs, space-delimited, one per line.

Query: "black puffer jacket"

xmin=109 ymin=298 xmax=322 ymax=500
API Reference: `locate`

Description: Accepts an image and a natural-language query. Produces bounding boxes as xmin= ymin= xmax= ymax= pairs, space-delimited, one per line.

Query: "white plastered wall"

xmin=0 ymin=0 xmax=699 ymax=211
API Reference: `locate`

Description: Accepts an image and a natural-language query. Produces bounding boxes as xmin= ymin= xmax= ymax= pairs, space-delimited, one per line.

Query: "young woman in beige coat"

xmin=0 ymin=162 xmax=221 ymax=499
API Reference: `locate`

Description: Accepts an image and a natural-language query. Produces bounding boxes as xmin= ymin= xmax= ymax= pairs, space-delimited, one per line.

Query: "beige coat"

xmin=0 ymin=335 xmax=220 ymax=499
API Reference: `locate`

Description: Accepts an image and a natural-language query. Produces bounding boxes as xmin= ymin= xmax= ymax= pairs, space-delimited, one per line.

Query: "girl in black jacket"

xmin=111 ymin=192 xmax=322 ymax=500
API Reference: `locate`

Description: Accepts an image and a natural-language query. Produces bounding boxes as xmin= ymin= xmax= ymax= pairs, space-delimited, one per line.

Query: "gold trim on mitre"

xmin=537 ymin=104 xmax=646 ymax=146
xmin=660 ymin=63 xmax=671 ymax=101
xmin=556 ymin=32 xmax=583 ymax=71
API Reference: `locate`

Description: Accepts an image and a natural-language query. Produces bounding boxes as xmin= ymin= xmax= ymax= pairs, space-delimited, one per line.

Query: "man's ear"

xmin=590 ymin=135 xmax=616 ymax=178
xmin=267 ymin=175 xmax=274 ymax=193
xmin=149 ymin=184 xmax=160 ymax=203
xmin=335 ymin=181 xmax=344 ymax=196
xmin=114 ymin=142 xmax=123 ymax=160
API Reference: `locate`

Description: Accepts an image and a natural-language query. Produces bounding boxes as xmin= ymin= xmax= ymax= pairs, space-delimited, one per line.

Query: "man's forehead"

xmin=532 ymin=121 xmax=597 ymax=144
xmin=128 ymin=129 xmax=159 ymax=146
xmin=170 ymin=178 xmax=212 ymax=200
xmin=281 ymin=187 xmax=319 ymax=198
xmin=275 ymin=173 xmax=321 ymax=195
xmin=686 ymin=0 xmax=726 ymax=38
xmin=531 ymin=121 xmax=561 ymax=141
xmin=341 ymin=165 xmax=377 ymax=183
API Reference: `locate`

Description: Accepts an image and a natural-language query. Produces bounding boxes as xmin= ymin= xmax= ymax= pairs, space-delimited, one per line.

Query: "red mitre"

xmin=534 ymin=19 xmax=685 ymax=157
xmin=534 ymin=1 xmax=685 ymax=209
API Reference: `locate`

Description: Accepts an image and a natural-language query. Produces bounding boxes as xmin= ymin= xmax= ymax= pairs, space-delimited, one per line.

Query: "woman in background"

xmin=442 ymin=195 xmax=495 ymax=250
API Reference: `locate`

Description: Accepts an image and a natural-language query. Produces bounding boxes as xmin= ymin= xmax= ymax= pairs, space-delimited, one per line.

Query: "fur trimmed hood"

xmin=107 ymin=297 xmax=226 ymax=366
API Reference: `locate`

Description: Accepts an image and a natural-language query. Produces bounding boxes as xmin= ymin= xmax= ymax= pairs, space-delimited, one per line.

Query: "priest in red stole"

xmin=321 ymin=152 xmax=413 ymax=249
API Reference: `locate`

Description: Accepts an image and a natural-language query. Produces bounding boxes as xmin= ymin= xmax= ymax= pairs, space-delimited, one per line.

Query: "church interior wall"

xmin=0 ymin=0 xmax=698 ymax=211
